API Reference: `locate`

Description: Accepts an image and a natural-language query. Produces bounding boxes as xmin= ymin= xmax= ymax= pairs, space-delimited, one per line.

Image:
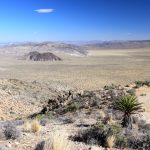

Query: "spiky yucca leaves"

xmin=115 ymin=95 xmax=142 ymax=128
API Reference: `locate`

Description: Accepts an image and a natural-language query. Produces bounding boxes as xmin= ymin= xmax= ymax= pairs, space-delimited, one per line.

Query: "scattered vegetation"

xmin=126 ymin=89 xmax=136 ymax=96
xmin=31 ymin=120 xmax=41 ymax=133
xmin=3 ymin=122 xmax=21 ymax=140
xmin=71 ymin=121 xmax=150 ymax=149
xmin=35 ymin=134 xmax=75 ymax=150
xmin=114 ymin=95 xmax=143 ymax=128
xmin=135 ymin=80 xmax=150 ymax=88
xmin=71 ymin=122 xmax=123 ymax=147
xmin=40 ymin=86 xmax=126 ymax=117
xmin=1 ymin=82 xmax=150 ymax=149
xmin=34 ymin=141 xmax=45 ymax=150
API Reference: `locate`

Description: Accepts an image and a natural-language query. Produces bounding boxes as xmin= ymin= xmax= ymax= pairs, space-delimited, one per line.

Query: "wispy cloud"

xmin=35 ymin=9 xmax=54 ymax=13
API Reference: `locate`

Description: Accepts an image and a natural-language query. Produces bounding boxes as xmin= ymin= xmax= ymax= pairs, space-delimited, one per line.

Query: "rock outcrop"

xmin=26 ymin=51 xmax=62 ymax=61
xmin=40 ymin=85 xmax=127 ymax=116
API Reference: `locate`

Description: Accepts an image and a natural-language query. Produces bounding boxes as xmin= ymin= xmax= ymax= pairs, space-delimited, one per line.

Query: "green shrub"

xmin=71 ymin=122 xmax=123 ymax=147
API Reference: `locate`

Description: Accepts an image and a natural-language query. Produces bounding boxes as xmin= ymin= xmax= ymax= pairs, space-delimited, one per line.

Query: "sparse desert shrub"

xmin=71 ymin=122 xmax=122 ymax=147
xmin=40 ymin=119 xmax=48 ymax=126
xmin=58 ymin=116 xmax=75 ymax=124
xmin=115 ymin=135 xmax=129 ymax=149
xmin=35 ymin=134 xmax=75 ymax=150
xmin=114 ymin=95 xmax=143 ymax=128
xmin=63 ymin=103 xmax=79 ymax=113
xmin=36 ymin=114 xmax=45 ymax=120
xmin=134 ymin=81 xmax=144 ymax=88
xmin=135 ymin=80 xmax=150 ymax=88
xmin=106 ymin=135 xmax=115 ymax=149
xmin=72 ymin=122 xmax=131 ymax=149
xmin=129 ymin=135 xmax=150 ymax=149
xmin=3 ymin=122 xmax=21 ymax=140
xmin=34 ymin=141 xmax=45 ymax=150
xmin=126 ymin=89 xmax=136 ymax=96
xmin=104 ymin=84 xmax=116 ymax=90
xmin=31 ymin=120 xmax=41 ymax=133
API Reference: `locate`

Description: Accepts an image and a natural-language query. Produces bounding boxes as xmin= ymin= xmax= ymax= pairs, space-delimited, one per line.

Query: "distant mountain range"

xmin=82 ymin=40 xmax=150 ymax=49
xmin=0 ymin=40 xmax=150 ymax=57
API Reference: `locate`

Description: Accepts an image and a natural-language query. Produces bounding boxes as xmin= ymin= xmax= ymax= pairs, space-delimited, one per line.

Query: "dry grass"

xmin=44 ymin=133 xmax=75 ymax=150
xmin=106 ymin=135 xmax=115 ymax=150
xmin=31 ymin=120 xmax=41 ymax=133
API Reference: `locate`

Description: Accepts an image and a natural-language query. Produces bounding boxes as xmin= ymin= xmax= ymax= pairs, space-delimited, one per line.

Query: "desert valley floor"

xmin=0 ymin=48 xmax=150 ymax=90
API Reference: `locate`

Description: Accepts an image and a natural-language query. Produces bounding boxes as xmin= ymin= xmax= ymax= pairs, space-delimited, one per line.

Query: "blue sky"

xmin=0 ymin=0 xmax=150 ymax=42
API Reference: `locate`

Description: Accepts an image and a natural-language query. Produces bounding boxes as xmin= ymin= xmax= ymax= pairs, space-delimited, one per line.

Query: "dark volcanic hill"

xmin=26 ymin=51 xmax=62 ymax=61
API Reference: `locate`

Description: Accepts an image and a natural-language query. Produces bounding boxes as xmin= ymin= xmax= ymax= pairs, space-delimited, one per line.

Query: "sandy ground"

xmin=0 ymin=89 xmax=40 ymax=120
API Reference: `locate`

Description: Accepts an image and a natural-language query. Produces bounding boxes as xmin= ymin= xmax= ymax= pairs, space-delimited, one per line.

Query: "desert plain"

xmin=0 ymin=48 xmax=150 ymax=90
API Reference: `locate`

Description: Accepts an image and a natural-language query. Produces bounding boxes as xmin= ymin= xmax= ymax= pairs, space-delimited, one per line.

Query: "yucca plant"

xmin=115 ymin=95 xmax=142 ymax=128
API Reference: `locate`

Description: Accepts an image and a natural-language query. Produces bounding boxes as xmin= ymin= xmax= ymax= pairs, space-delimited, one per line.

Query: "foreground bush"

xmin=3 ymin=122 xmax=21 ymax=140
xmin=129 ymin=135 xmax=150 ymax=149
xmin=35 ymin=133 xmax=75 ymax=150
xmin=71 ymin=120 xmax=150 ymax=149
xmin=71 ymin=123 xmax=126 ymax=148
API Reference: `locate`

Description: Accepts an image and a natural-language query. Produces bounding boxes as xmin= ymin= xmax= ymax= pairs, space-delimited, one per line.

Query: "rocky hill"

xmin=0 ymin=42 xmax=87 ymax=56
xmin=25 ymin=51 xmax=62 ymax=61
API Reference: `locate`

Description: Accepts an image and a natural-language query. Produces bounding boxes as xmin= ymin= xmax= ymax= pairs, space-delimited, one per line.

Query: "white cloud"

xmin=35 ymin=9 xmax=54 ymax=13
